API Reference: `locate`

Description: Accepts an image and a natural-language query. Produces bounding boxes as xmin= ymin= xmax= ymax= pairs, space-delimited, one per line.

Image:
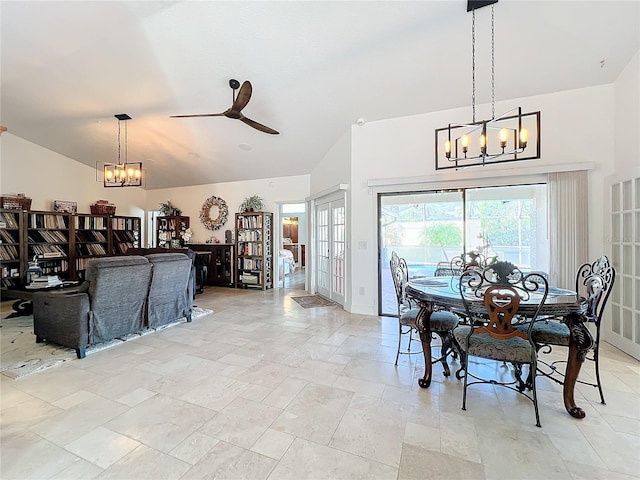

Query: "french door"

xmin=606 ymin=172 xmax=640 ymax=360
xmin=315 ymin=198 xmax=346 ymax=306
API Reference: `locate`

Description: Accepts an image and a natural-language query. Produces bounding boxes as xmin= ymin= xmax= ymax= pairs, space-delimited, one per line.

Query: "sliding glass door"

xmin=379 ymin=184 xmax=548 ymax=316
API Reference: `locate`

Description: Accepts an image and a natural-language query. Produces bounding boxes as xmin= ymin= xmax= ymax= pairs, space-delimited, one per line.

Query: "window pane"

xmin=379 ymin=184 xmax=549 ymax=317
xmin=466 ymin=185 xmax=549 ymax=272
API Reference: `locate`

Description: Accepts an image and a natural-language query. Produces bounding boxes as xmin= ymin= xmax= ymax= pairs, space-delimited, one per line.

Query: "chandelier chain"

xmin=117 ymin=119 xmax=122 ymax=166
xmin=471 ymin=10 xmax=476 ymax=123
xmin=491 ymin=5 xmax=495 ymax=120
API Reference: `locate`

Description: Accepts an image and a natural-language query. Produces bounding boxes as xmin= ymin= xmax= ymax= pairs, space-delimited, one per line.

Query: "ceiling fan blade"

xmin=232 ymin=81 xmax=252 ymax=112
xmin=170 ymin=112 xmax=226 ymax=118
xmin=240 ymin=115 xmax=279 ymax=135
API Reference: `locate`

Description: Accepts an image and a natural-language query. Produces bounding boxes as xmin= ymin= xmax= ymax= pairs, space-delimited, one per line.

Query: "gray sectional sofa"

xmin=33 ymin=253 xmax=193 ymax=358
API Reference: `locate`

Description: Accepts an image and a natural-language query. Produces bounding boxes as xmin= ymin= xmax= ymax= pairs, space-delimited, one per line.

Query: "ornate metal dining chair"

xmin=453 ymin=261 xmax=549 ymax=427
xmin=530 ymin=256 xmax=615 ymax=404
xmin=389 ymin=251 xmax=460 ymax=371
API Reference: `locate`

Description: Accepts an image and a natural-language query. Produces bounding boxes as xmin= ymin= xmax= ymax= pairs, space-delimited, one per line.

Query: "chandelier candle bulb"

xmin=519 ymin=128 xmax=528 ymax=148
xmin=445 ymin=139 xmax=452 ymax=158
xmin=499 ymin=128 xmax=508 ymax=148
xmin=462 ymin=135 xmax=469 ymax=155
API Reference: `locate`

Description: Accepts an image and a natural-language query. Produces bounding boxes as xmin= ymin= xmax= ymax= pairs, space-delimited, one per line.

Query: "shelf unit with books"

xmin=111 ymin=215 xmax=141 ymax=254
xmin=235 ymin=211 xmax=273 ymax=289
xmin=73 ymin=214 xmax=110 ymax=276
xmin=27 ymin=210 xmax=71 ymax=279
xmin=156 ymin=215 xmax=189 ymax=248
xmin=0 ymin=209 xmax=25 ymax=287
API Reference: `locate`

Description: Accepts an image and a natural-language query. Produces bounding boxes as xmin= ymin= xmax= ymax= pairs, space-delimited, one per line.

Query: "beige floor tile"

xmin=65 ymin=426 xmax=140 ymax=468
xmin=330 ymin=398 xmax=406 ymax=467
xmin=2 ymin=286 xmax=639 ymax=480
xmin=271 ymin=383 xmax=353 ymax=445
xmin=169 ymin=431 xmax=220 ymax=465
xmin=251 ymin=428 xmax=296 ymax=460
xmin=30 ymin=395 xmax=128 ymax=447
xmin=0 ymin=429 xmax=80 ymax=480
xmin=577 ymin=424 xmax=640 ymax=477
xmin=262 ymin=377 xmax=308 ymax=409
xmin=398 ymin=443 xmax=484 ymax=480
xmin=200 ymin=396 xmax=282 ymax=449
xmin=269 ymin=437 xmax=397 ymax=480
xmin=53 ymin=390 xmax=97 ymax=409
xmin=96 ymin=444 xmax=191 ymax=480
xmin=50 ymin=457 xmax=104 ymax=479
xmin=181 ymin=440 xmax=277 ymax=480
xmin=116 ymin=387 xmax=156 ymax=406
xmin=105 ymin=394 xmax=215 ymax=453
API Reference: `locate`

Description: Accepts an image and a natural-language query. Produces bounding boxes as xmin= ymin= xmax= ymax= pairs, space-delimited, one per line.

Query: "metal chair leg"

xmin=395 ymin=322 xmax=402 ymax=365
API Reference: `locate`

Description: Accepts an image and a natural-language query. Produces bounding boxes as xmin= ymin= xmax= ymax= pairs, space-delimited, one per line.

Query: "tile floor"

xmin=1 ymin=285 xmax=639 ymax=480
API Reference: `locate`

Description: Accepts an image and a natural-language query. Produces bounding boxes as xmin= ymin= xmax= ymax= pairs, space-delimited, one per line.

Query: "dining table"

xmin=405 ymin=277 xmax=592 ymax=419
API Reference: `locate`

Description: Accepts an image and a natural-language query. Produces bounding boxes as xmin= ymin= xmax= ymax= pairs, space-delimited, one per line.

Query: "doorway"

xmin=279 ymin=203 xmax=306 ymax=290
xmin=315 ymin=197 xmax=346 ymax=306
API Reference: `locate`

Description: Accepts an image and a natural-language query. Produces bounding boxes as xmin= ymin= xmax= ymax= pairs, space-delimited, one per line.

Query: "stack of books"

xmin=26 ymin=275 xmax=63 ymax=290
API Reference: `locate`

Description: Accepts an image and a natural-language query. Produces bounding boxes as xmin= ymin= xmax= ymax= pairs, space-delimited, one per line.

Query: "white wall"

xmin=0 ymin=133 xmax=146 ymax=217
xmin=310 ymin=129 xmax=351 ymax=196
xmin=145 ymin=175 xmax=310 ymax=245
xmin=344 ymin=84 xmax=617 ymax=315
xmin=614 ymin=50 xmax=640 ymax=173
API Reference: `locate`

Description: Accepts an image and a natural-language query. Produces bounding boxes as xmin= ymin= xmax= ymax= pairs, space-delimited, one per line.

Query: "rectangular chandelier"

xmin=103 ymin=162 xmax=143 ymax=187
xmin=435 ymin=108 xmax=541 ymax=170
xmin=435 ymin=1 xmax=541 ymax=171
xmin=101 ymin=113 xmax=143 ymax=187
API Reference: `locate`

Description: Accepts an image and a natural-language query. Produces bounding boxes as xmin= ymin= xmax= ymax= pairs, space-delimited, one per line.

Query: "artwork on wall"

xmin=53 ymin=200 xmax=77 ymax=214
xmin=200 ymin=195 xmax=229 ymax=230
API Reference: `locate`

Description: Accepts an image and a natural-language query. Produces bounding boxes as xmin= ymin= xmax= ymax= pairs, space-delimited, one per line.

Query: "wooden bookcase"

xmin=0 ymin=210 xmax=143 ymax=285
xmin=235 ymin=211 xmax=273 ymax=289
xmin=156 ymin=215 xmax=189 ymax=248
xmin=111 ymin=215 xmax=141 ymax=255
xmin=27 ymin=210 xmax=71 ymax=279
xmin=73 ymin=214 xmax=109 ymax=275
xmin=0 ymin=209 xmax=26 ymax=287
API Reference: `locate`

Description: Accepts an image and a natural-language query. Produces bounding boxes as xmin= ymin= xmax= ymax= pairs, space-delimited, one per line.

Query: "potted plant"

xmin=239 ymin=195 xmax=264 ymax=212
xmin=159 ymin=200 xmax=181 ymax=216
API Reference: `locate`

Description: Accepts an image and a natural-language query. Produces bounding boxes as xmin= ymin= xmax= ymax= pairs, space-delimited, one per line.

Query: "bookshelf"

xmin=27 ymin=210 xmax=71 ymax=279
xmin=235 ymin=211 xmax=273 ymax=289
xmin=0 ymin=209 xmax=25 ymax=287
xmin=74 ymin=214 xmax=109 ymax=275
xmin=111 ymin=215 xmax=141 ymax=254
xmin=0 ymin=209 xmax=143 ymax=286
xmin=156 ymin=215 xmax=189 ymax=248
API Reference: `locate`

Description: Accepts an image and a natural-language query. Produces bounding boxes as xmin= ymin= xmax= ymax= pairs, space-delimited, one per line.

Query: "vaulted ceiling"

xmin=2 ymin=1 xmax=638 ymax=189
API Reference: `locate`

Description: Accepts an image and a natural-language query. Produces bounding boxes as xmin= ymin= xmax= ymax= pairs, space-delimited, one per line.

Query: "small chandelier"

xmin=103 ymin=114 xmax=143 ymax=187
xmin=435 ymin=0 xmax=540 ymax=170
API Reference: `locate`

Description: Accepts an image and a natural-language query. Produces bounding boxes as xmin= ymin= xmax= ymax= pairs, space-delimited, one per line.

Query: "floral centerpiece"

xmin=181 ymin=228 xmax=193 ymax=243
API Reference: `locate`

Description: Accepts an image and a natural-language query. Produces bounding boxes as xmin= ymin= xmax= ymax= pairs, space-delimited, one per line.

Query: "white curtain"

xmin=548 ymin=171 xmax=589 ymax=289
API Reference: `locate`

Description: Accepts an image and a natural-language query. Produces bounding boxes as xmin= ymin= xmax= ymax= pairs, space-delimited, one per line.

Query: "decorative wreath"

xmin=200 ymin=195 xmax=229 ymax=230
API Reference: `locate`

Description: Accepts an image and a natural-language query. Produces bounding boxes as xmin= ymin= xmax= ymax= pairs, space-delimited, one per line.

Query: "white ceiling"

xmin=1 ymin=1 xmax=638 ymax=190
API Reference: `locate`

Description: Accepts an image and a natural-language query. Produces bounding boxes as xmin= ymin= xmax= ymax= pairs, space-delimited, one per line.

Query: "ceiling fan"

xmin=170 ymin=79 xmax=279 ymax=135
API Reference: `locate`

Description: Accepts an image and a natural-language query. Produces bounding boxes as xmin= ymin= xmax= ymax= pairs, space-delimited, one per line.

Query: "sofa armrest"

xmin=33 ymin=291 xmax=91 ymax=357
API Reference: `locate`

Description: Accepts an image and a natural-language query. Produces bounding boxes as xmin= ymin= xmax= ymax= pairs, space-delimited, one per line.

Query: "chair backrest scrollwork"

xmin=458 ymin=261 xmax=549 ymax=340
xmin=575 ymin=256 xmax=615 ymax=326
xmin=390 ymin=251 xmax=412 ymax=312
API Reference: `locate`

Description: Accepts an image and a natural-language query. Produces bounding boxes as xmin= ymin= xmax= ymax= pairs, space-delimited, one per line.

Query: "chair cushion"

xmin=399 ymin=308 xmax=458 ymax=331
xmin=430 ymin=311 xmax=460 ymax=332
xmin=454 ymin=325 xmax=533 ymax=363
xmin=399 ymin=307 xmax=419 ymax=328
xmin=527 ymin=320 xmax=571 ymax=346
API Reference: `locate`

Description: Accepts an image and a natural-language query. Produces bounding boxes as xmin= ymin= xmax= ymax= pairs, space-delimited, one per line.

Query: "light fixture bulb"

xmin=499 ymin=129 xmax=508 ymax=148
xmin=519 ymin=128 xmax=528 ymax=148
